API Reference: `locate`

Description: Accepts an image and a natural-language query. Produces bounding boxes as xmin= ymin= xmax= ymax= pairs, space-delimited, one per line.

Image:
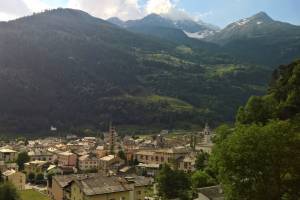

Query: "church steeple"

xmin=108 ymin=121 xmax=117 ymax=154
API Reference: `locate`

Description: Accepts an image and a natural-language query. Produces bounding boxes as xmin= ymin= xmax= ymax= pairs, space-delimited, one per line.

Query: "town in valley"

xmin=0 ymin=124 xmax=220 ymax=200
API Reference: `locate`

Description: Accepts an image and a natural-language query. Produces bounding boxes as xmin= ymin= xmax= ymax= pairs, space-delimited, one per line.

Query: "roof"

xmin=25 ymin=160 xmax=47 ymax=166
xmin=96 ymin=146 xmax=104 ymax=150
xmin=0 ymin=149 xmax=17 ymax=153
xmin=48 ymin=147 xmax=62 ymax=153
xmin=119 ymin=166 xmax=132 ymax=173
xmin=182 ymin=155 xmax=196 ymax=163
xmin=2 ymin=169 xmax=16 ymax=176
xmin=79 ymin=155 xmax=98 ymax=161
xmin=58 ymin=151 xmax=74 ymax=156
xmin=100 ymin=155 xmax=115 ymax=161
xmin=77 ymin=175 xmax=133 ymax=196
xmin=198 ymin=185 xmax=224 ymax=200
xmin=54 ymin=173 xmax=152 ymax=196
xmin=164 ymin=147 xmax=188 ymax=154
xmin=28 ymin=149 xmax=53 ymax=156
xmin=53 ymin=174 xmax=91 ymax=188
xmin=135 ymin=151 xmax=155 ymax=156
xmin=83 ymin=137 xmax=96 ymax=139
xmin=127 ymin=175 xmax=153 ymax=187
xmin=136 ymin=147 xmax=188 ymax=155
xmin=53 ymin=175 xmax=75 ymax=188
xmin=47 ymin=165 xmax=57 ymax=171
xmin=137 ymin=163 xmax=160 ymax=169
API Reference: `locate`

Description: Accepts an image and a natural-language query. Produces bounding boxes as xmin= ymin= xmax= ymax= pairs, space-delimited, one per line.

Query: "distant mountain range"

xmin=108 ymin=13 xmax=219 ymax=40
xmin=108 ymin=12 xmax=300 ymax=66
xmin=0 ymin=8 xmax=298 ymax=134
xmin=205 ymin=12 xmax=300 ymax=66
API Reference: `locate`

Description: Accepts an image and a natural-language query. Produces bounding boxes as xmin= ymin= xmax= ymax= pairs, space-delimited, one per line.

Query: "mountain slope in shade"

xmin=205 ymin=12 xmax=300 ymax=66
xmin=0 ymin=9 xmax=270 ymax=133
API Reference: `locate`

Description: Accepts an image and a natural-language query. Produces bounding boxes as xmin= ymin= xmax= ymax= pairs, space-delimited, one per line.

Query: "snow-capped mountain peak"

xmin=108 ymin=13 xmax=220 ymax=39
xmin=236 ymin=18 xmax=250 ymax=26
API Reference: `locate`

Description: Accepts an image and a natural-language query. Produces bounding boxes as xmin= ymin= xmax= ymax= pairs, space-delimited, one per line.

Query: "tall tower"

xmin=108 ymin=122 xmax=117 ymax=154
xmin=190 ymin=133 xmax=196 ymax=150
xmin=203 ymin=123 xmax=211 ymax=135
xmin=202 ymin=123 xmax=212 ymax=144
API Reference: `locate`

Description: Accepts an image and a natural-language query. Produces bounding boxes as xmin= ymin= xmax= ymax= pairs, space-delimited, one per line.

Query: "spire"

xmin=109 ymin=121 xmax=117 ymax=154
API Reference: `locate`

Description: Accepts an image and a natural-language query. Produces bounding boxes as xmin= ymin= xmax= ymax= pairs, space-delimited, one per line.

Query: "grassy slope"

xmin=20 ymin=190 xmax=50 ymax=200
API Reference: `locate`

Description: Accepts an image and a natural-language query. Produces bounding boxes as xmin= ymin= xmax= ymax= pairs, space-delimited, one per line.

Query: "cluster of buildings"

xmin=0 ymin=124 xmax=215 ymax=200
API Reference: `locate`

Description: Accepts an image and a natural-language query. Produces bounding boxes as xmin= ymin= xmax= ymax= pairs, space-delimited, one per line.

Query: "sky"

xmin=0 ymin=0 xmax=299 ymax=28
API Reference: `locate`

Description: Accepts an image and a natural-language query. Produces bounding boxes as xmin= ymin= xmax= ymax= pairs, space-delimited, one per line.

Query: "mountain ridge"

xmin=0 ymin=8 xmax=271 ymax=133
xmin=204 ymin=11 xmax=300 ymax=66
xmin=107 ymin=13 xmax=219 ymax=40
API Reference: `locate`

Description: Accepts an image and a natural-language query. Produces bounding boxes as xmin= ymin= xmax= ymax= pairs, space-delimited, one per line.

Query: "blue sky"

xmin=43 ymin=0 xmax=300 ymax=27
xmin=0 ymin=0 xmax=299 ymax=27
xmin=176 ymin=0 xmax=300 ymax=27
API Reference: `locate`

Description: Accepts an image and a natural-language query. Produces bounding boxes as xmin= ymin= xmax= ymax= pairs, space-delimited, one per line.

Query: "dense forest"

xmin=0 ymin=9 xmax=275 ymax=134
xmin=1 ymin=8 xmax=300 ymax=134
xmin=210 ymin=60 xmax=300 ymax=199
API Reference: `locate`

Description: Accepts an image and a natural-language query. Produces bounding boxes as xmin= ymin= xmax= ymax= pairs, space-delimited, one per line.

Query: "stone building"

xmin=2 ymin=169 xmax=26 ymax=190
xmin=48 ymin=174 xmax=152 ymax=200
xmin=0 ymin=148 xmax=18 ymax=162
xmin=135 ymin=147 xmax=188 ymax=165
xmin=78 ymin=154 xmax=99 ymax=171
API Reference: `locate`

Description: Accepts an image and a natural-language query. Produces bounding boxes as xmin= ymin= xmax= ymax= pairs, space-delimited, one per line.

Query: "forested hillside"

xmin=0 ymin=9 xmax=273 ymax=133
xmin=211 ymin=60 xmax=300 ymax=199
xmin=236 ymin=60 xmax=300 ymax=123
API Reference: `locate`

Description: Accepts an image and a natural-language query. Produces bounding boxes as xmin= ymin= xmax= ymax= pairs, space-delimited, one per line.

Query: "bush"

xmin=28 ymin=172 xmax=35 ymax=183
xmin=0 ymin=182 xmax=20 ymax=200
xmin=35 ymin=173 xmax=45 ymax=184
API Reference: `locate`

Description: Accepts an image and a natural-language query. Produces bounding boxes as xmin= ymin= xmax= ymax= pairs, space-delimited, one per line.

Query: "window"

xmin=184 ymin=162 xmax=188 ymax=168
xmin=137 ymin=190 xmax=142 ymax=195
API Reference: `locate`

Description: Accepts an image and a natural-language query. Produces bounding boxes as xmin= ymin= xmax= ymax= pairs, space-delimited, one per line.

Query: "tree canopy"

xmin=211 ymin=60 xmax=300 ymax=200
xmin=156 ymin=164 xmax=191 ymax=200
xmin=0 ymin=182 xmax=20 ymax=200
xmin=16 ymin=152 xmax=30 ymax=171
xmin=237 ymin=60 xmax=300 ymax=124
xmin=210 ymin=121 xmax=300 ymax=199
xmin=195 ymin=151 xmax=209 ymax=170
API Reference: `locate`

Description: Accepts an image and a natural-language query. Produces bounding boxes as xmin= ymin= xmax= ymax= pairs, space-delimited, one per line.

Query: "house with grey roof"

xmin=48 ymin=173 xmax=153 ymax=200
xmin=195 ymin=185 xmax=224 ymax=200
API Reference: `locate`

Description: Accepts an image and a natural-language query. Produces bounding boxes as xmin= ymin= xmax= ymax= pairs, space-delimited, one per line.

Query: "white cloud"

xmin=145 ymin=0 xmax=173 ymax=15
xmin=23 ymin=0 xmax=52 ymax=12
xmin=0 ymin=0 xmax=30 ymax=21
xmin=162 ymin=8 xmax=192 ymax=21
xmin=145 ymin=0 xmax=198 ymax=21
xmin=0 ymin=0 xmax=59 ymax=21
xmin=0 ymin=0 xmax=199 ymax=22
xmin=67 ymin=0 xmax=187 ymax=21
xmin=0 ymin=12 xmax=20 ymax=21
xmin=68 ymin=0 xmax=142 ymax=20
